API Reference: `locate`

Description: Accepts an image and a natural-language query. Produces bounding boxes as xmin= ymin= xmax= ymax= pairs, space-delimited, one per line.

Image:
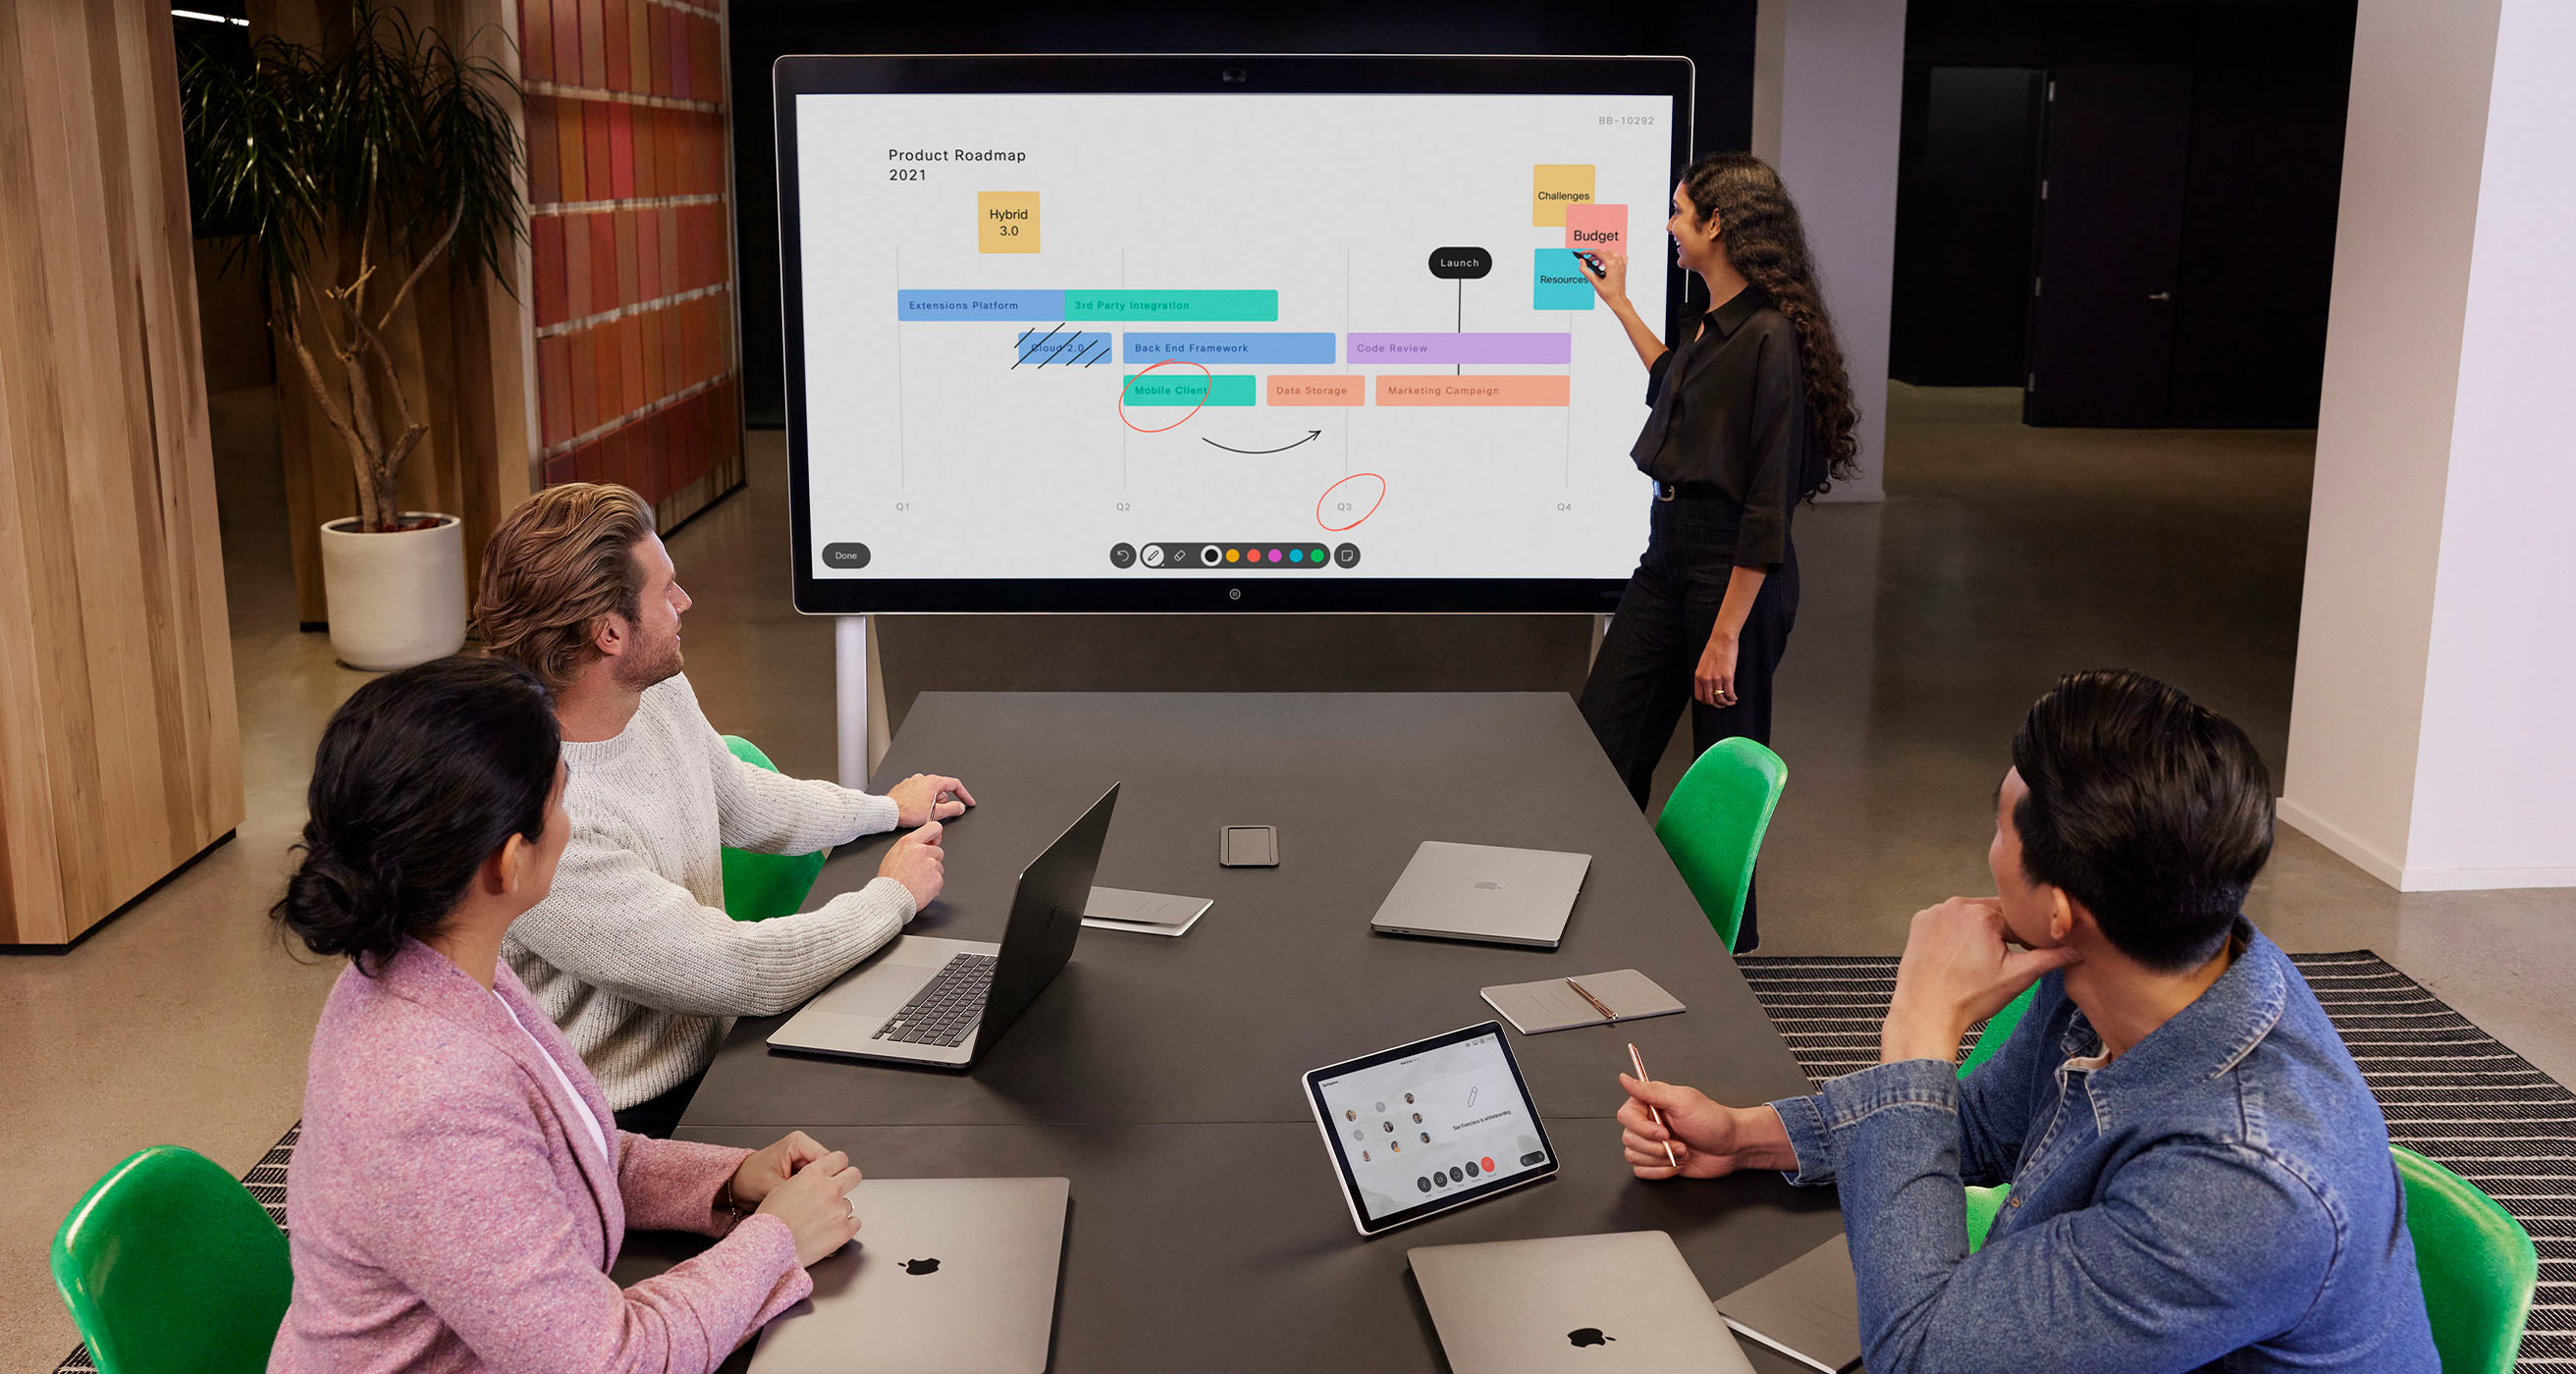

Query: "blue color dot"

xmin=1289 ymin=549 xmax=1304 ymax=562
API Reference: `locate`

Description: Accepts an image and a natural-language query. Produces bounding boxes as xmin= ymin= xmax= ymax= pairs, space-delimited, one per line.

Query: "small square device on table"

xmin=1219 ymin=825 xmax=1278 ymax=868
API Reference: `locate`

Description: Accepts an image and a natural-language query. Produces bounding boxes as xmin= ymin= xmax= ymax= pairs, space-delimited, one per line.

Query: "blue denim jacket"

xmin=1770 ymin=922 xmax=2438 ymax=1373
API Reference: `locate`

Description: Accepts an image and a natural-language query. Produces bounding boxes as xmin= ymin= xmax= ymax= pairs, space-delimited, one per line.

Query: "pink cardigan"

xmin=269 ymin=939 xmax=812 ymax=1372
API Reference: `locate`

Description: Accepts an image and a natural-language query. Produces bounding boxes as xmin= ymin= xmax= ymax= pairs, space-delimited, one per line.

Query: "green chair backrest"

xmin=2393 ymin=1144 xmax=2537 ymax=1374
xmin=1650 ymin=737 xmax=1788 ymax=950
xmin=1955 ymin=961 xmax=2041 ymax=1255
xmin=1963 ymin=1183 xmax=2011 ymax=1253
xmin=51 ymin=1146 xmax=290 ymax=1374
xmin=719 ymin=735 xmax=830 ymax=923
xmin=1959 ymin=983 xmax=2040 ymax=1079
xmin=1961 ymin=1147 xmax=2538 ymax=1374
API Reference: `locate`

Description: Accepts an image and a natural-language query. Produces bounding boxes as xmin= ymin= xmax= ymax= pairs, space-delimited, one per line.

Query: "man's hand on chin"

xmin=1882 ymin=897 xmax=2081 ymax=1065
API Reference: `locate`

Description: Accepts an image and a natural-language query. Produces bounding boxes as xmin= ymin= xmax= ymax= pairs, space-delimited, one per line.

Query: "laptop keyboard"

xmin=871 ymin=953 xmax=998 ymax=1047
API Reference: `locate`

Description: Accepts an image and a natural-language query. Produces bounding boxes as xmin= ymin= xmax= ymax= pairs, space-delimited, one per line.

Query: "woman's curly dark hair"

xmin=274 ymin=656 xmax=560 ymax=974
xmin=1682 ymin=152 xmax=1861 ymax=492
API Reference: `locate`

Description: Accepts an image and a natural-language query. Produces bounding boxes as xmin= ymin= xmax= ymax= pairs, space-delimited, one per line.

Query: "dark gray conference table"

xmin=618 ymin=693 xmax=1843 ymax=1373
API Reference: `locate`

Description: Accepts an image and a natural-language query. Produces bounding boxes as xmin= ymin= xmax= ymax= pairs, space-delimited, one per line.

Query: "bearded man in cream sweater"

xmin=473 ymin=483 xmax=969 ymax=1136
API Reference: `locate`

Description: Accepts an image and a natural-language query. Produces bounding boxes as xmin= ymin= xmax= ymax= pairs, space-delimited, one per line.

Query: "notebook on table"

xmin=1481 ymin=969 xmax=1684 ymax=1034
xmin=1079 ymin=885 xmax=1210 ymax=936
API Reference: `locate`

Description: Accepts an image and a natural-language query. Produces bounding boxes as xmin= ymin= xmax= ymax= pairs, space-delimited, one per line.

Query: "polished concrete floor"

xmin=6 ymin=383 xmax=2571 ymax=1369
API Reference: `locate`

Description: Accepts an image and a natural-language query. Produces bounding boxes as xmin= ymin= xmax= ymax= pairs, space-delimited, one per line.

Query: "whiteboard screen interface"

xmin=778 ymin=59 xmax=1692 ymax=612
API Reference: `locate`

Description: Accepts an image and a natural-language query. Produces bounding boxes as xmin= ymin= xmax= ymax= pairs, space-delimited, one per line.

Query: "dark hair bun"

xmin=275 ymin=844 xmax=400 ymax=963
xmin=274 ymin=657 xmax=560 ymax=972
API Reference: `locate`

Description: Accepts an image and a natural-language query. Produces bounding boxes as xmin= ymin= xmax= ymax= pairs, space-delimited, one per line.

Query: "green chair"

xmin=1962 ymin=1147 xmax=2539 ymax=1373
xmin=51 ymin=1145 xmax=291 ymax=1374
xmin=1963 ymin=1182 xmax=2012 ymax=1253
xmin=1959 ymin=983 xmax=2039 ymax=1080
xmin=1955 ymin=984 xmax=2043 ymax=1250
xmin=2394 ymin=1144 xmax=2537 ymax=1374
xmin=720 ymin=735 xmax=830 ymax=922
xmin=1651 ymin=737 xmax=1788 ymax=951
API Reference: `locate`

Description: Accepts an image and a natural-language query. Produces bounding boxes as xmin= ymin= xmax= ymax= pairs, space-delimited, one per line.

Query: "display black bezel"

xmin=1302 ymin=1020 xmax=1558 ymax=1237
xmin=773 ymin=53 xmax=1695 ymax=614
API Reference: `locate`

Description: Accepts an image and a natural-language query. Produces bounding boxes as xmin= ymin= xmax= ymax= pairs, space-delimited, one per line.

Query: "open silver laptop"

xmin=749 ymin=1177 xmax=1069 ymax=1374
xmin=768 ymin=784 xmax=1117 ymax=1067
xmin=1410 ymin=1232 xmax=1756 ymax=1374
xmin=1369 ymin=840 xmax=1591 ymax=949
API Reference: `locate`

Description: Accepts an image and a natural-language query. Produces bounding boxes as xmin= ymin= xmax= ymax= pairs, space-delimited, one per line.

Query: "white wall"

xmin=1751 ymin=0 xmax=1905 ymax=502
xmin=2402 ymin=0 xmax=2576 ymax=886
xmin=2280 ymin=0 xmax=2576 ymax=890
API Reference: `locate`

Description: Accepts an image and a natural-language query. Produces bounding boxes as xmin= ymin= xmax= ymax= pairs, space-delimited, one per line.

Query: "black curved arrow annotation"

xmin=1200 ymin=430 xmax=1324 ymax=455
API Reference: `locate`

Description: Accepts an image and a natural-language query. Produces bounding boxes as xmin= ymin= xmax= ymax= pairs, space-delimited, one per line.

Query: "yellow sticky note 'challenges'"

xmin=1530 ymin=165 xmax=1595 ymax=228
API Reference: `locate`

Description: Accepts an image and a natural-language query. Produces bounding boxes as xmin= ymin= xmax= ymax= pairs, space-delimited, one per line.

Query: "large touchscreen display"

xmin=1311 ymin=1025 xmax=1552 ymax=1228
xmin=791 ymin=89 xmax=1674 ymax=587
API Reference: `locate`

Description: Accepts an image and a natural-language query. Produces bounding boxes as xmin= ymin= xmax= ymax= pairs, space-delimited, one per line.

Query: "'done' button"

xmin=822 ymin=543 xmax=871 ymax=569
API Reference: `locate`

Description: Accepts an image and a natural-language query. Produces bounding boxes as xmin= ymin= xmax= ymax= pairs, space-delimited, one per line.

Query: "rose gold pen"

xmin=1566 ymin=977 xmax=1617 ymax=1022
xmin=1628 ymin=1041 xmax=1681 ymax=1169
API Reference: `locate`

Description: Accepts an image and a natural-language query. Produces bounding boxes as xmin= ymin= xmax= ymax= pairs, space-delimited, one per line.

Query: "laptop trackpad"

xmin=803 ymin=938 xmax=975 ymax=1023
xmin=806 ymin=970 xmax=922 ymax=1023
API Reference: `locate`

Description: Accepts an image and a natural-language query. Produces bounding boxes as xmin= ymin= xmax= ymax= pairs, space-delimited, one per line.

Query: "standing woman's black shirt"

xmin=1627 ymin=285 xmax=1805 ymax=572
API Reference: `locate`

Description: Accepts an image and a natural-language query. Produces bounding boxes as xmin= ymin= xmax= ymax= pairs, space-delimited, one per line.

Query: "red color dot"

xmin=1480 ymin=1156 xmax=1495 ymax=1173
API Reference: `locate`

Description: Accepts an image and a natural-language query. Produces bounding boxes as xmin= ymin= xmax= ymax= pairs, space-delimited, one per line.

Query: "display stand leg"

xmin=1589 ymin=613 xmax=1611 ymax=671
xmin=834 ymin=614 xmax=887 ymax=789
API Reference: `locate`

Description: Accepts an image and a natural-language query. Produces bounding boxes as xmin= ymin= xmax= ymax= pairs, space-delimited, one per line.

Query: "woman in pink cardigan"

xmin=268 ymin=656 xmax=864 ymax=1372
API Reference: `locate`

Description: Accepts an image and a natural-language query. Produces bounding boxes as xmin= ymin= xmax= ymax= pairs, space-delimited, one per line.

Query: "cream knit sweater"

xmin=502 ymin=674 xmax=913 ymax=1110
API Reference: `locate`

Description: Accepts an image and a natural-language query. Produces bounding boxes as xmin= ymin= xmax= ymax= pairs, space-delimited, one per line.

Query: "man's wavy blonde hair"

xmin=474 ymin=484 xmax=652 ymax=694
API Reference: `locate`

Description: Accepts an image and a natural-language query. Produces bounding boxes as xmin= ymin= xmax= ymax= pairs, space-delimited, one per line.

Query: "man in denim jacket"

xmin=1620 ymin=670 xmax=2439 ymax=1372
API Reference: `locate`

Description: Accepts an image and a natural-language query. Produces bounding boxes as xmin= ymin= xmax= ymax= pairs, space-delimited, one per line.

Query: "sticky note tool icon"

xmin=979 ymin=191 xmax=1040 ymax=253
xmin=1533 ymin=249 xmax=1595 ymax=311
xmin=1531 ymin=165 xmax=1595 ymax=227
xmin=1565 ymin=203 xmax=1627 ymax=256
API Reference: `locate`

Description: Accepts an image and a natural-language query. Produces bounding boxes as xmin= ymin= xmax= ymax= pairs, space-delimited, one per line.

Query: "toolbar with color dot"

xmin=1109 ymin=542 xmax=1361 ymax=570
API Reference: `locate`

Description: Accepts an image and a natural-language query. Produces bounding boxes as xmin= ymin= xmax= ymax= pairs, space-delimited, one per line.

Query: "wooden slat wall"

xmin=0 ymin=0 xmax=244 ymax=944
xmin=522 ymin=0 xmax=743 ymax=532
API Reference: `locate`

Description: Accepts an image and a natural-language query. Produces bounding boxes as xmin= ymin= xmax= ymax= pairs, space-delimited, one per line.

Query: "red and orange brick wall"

xmin=519 ymin=0 xmax=741 ymax=528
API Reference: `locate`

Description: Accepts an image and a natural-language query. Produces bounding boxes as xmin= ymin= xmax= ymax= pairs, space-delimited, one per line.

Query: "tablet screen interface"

xmin=1308 ymin=1023 xmax=1554 ymax=1232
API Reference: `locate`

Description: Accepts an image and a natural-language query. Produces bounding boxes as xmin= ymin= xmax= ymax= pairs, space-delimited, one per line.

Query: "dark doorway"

xmin=1890 ymin=66 xmax=2044 ymax=387
xmin=2024 ymin=66 xmax=2194 ymax=427
xmin=1899 ymin=2 xmax=2355 ymax=429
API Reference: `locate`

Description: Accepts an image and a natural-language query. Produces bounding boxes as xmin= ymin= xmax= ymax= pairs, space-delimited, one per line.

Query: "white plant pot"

xmin=319 ymin=512 xmax=469 ymax=671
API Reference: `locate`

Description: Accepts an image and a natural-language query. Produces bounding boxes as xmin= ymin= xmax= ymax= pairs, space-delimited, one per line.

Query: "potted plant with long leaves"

xmin=183 ymin=2 xmax=520 ymax=670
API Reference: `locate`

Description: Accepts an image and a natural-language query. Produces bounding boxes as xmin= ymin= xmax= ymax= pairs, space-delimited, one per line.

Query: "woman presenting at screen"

xmin=1575 ymin=152 xmax=1858 ymax=952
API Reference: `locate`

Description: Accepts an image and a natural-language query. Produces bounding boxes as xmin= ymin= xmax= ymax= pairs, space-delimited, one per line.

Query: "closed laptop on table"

xmin=1370 ymin=840 xmax=1591 ymax=949
xmin=748 ymin=1177 xmax=1069 ymax=1374
xmin=1411 ymin=1231 xmax=1756 ymax=1374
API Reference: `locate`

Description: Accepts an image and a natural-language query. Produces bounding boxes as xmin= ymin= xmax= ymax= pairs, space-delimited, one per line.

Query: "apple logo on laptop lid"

xmin=1567 ymin=1327 xmax=1614 ymax=1348
xmin=902 ymin=1257 xmax=940 ymax=1276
